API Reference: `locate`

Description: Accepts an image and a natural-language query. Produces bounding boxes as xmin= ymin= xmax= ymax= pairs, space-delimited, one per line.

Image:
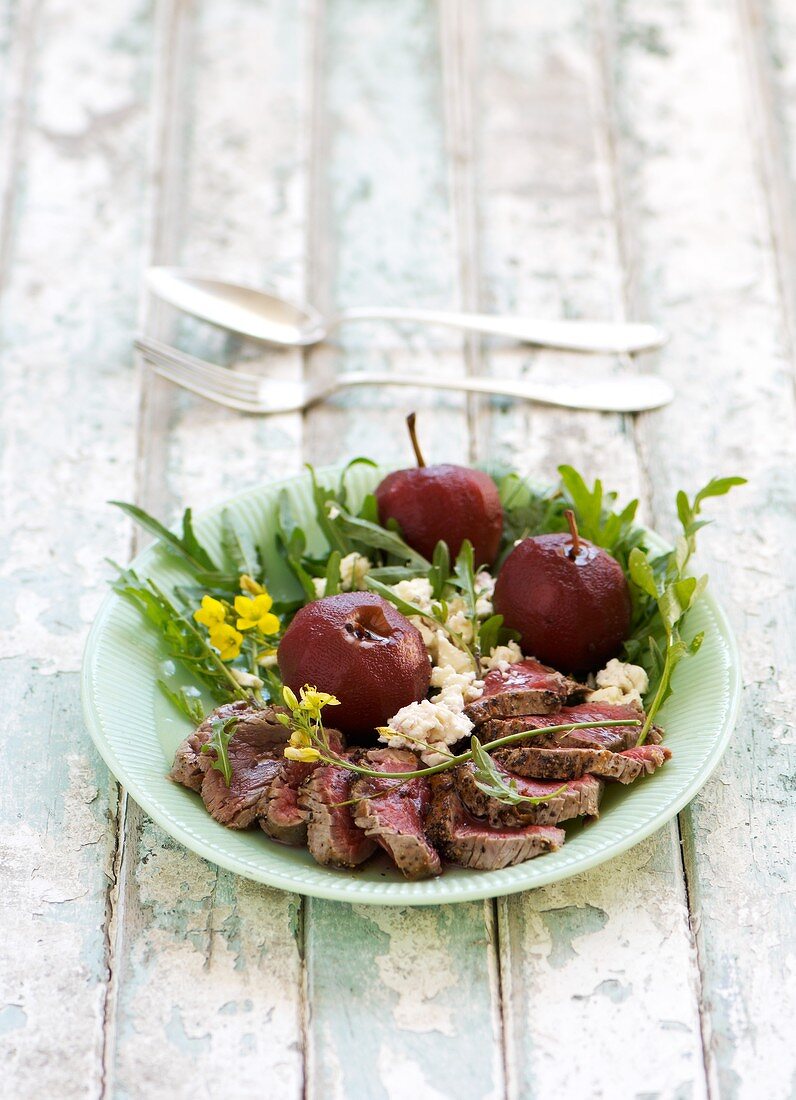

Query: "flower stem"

xmin=315 ymin=718 xmax=640 ymax=781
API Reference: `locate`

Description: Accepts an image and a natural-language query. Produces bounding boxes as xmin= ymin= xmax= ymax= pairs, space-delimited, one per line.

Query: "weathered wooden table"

xmin=2 ymin=1 xmax=794 ymax=1096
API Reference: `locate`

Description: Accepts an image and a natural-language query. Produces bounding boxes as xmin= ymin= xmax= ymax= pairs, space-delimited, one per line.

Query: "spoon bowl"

xmin=147 ymin=268 xmax=326 ymax=345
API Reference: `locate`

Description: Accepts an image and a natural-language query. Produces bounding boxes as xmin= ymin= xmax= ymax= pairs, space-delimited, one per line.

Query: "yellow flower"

xmin=284 ymin=745 xmax=321 ymax=763
xmin=282 ymin=685 xmax=300 ymax=713
xmin=240 ymin=574 xmax=265 ymax=596
xmin=194 ymin=595 xmax=226 ymax=629
xmin=209 ymin=623 xmax=243 ymax=661
xmin=289 ymin=729 xmax=312 ymax=748
xmin=234 ymin=593 xmax=280 ymax=635
xmin=299 ymin=685 xmax=341 ymax=717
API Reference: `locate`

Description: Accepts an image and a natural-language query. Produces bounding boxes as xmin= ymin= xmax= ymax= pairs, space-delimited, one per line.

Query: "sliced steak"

xmin=479 ymin=702 xmax=659 ymax=752
xmin=426 ymin=773 xmax=564 ymax=870
xmin=466 ymin=659 xmax=586 ymax=724
xmin=261 ymin=762 xmax=313 ymax=845
xmin=260 ymin=729 xmax=346 ymax=846
xmin=496 ymin=743 xmax=672 ymax=783
xmin=454 ymin=763 xmax=603 ymax=826
xmin=168 ymin=700 xmax=254 ymax=791
xmin=299 ymin=764 xmax=378 ymax=868
xmin=200 ymin=722 xmax=285 ymax=829
xmin=351 ymin=749 xmax=441 ymax=880
xmin=169 ymin=701 xmax=289 ymax=792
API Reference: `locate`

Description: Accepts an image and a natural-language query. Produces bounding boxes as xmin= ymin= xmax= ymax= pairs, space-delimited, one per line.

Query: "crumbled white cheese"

xmin=256 ymin=653 xmax=279 ymax=670
xmin=381 ymin=698 xmax=473 ymax=766
xmin=445 ymin=596 xmax=474 ymax=643
xmin=475 ymin=570 xmax=495 ymax=619
xmin=480 ymin=640 xmax=524 ymax=673
xmin=339 ymin=551 xmax=371 ymax=591
xmin=312 ymin=552 xmax=372 ymax=599
xmin=430 ymin=662 xmax=484 ymax=703
xmin=390 ymin=576 xmax=434 ymax=611
xmin=589 ymin=658 xmax=649 ymax=709
xmin=380 ymin=656 xmax=484 ymax=765
xmin=434 ymin=631 xmax=473 ymax=674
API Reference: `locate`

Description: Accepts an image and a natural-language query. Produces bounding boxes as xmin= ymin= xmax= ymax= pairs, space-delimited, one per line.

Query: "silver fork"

xmin=134 ymin=337 xmax=673 ymax=414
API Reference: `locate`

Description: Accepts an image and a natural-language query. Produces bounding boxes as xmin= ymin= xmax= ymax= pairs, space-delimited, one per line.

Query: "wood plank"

xmin=0 ymin=1 xmax=152 ymax=1094
xmin=462 ymin=3 xmax=709 ymax=1095
xmin=301 ymin=3 xmax=503 ymax=1098
xmin=610 ymin=0 xmax=796 ymax=1093
xmin=103 ymin=2 xmax=310 ymax=1094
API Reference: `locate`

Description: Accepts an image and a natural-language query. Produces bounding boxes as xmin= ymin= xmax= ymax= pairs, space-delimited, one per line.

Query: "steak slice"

xmin=478 ymin=702 xmax=659 ymax=752
xmin=169 ymin=701 xmax=289 ymax=793
xmin=261 ymin=761 xmax=313 ymax=846
xmin=496 ymin=743 xmax=672 ymax=783
xmin=260 ymin=729 xmax=346 ymax=846
xmin=299 ymin=764 xmax=378 ymax=868
xmin=465 ymin=659 xmax=586 ymax=724
xmin=426 ymin=773 xmax=564 ymax=870
xmin=168 ymin=700 xmax=254 ymax=791
xmin=454 ymin=763 xmax=603 ymax=826
xmin=351 ymin=749 xmax=442 ymax=880
xmin=200 ymin=723 xmax=285 ymax=829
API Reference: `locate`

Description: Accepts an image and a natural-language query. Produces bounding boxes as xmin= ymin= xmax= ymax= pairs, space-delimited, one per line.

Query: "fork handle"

xmin=332 ymin=309 xmax=667 ymax=355
xmin=322 ymin=371 xmax=673 ymax=413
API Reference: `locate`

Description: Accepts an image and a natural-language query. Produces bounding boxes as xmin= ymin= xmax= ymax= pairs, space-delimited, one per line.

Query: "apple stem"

xmin=406 ymin=412 xmax=426 ymax=468
xmin=564 ymin=509 xmax=581 ymax=558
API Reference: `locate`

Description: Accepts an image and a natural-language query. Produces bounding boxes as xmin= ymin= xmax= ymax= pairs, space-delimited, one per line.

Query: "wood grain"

xmin=0 ymin=1 xmax=149 ymax=1095
xmin=301 ymin=5 xmax=503 ymax=1098
xmin=611 ymin=0 xmax=796 ymax=1093
xmin=459 ymin=3 xmax=708 ymax=1095
xmin=1 ymin=0 xmax=794 ymax=1096
xmin=103 ymin=2 xmax=309 ymax=1094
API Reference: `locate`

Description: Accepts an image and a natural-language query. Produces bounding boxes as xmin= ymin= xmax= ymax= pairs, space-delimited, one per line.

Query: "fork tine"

xmin=135 ymin=337 xmax=263 ymax=401
xmin=140 ymin=347 xmax=258 ymax=400
xmin=147 ymin=360 xmax=263 ymax=412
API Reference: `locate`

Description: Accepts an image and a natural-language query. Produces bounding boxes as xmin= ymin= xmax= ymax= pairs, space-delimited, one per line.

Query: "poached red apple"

xmin=375 ymin=413 xmax=503 ymax=565
xmin=277 ymin=592 xmax=431 ymax=735
xmin=493 ymin=510 xmax=631 ymax=671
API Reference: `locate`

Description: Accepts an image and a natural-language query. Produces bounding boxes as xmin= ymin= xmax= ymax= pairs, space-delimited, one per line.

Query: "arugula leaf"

xmin=478 ymin=614 xmax=504 ymax=657
xmin=219 ymin=508 xmax=257 ymax=576
xmin=366 ymin=577 xmax=431 ymax=620
xmin=428 ymin=541 xmax=451 ymax=599
xmin=110 ymin=501 xmax=219 ymax=573
xmin=158 ymin=681 xmax=206 ymax=724
xmin=201 ymin=715 xmax=238 ymax=786
xmin=112 ymin=567 xmax=249 ymax=704
xmin=332 ymin=507 xmax=430 ymax=570
xmin=324 ymin=551 xmax=342 ymax=596
xmin=337 ymin=457 xmax=378 ymax=508
xmin=275 ymin=491 xmax=318 ymax=601
xmin=470 ymin=736 xmax=567 ymax=807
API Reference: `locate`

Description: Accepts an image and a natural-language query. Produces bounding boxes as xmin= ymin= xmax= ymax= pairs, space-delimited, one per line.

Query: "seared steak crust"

xmin=426 ymin=773 xmax=564 ymax=870
xmin=352 ymin=749 xmax=442 ymax=880
xmin=478 ymin=702 xmax=659 ymax=752
xmin=466 ymin=659 xmax=586 ymax=725
xmin=496 ymin=743 xmax=672 ymax=783
xmin=299 ymin=764 xmax=378 ymax=868
xmin=454 ymin=763 xmax=603 ymax=826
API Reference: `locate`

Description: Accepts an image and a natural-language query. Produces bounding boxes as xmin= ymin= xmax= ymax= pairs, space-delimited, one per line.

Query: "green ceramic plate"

xmin=82 ymin=465 xmax=741 ymax=905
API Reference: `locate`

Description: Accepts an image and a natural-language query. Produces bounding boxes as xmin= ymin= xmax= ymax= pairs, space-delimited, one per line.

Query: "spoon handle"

xmin=319 ymin=371 xmax=674 ymax=413
xmin=334 ymin=308 xmax=666 ymax=355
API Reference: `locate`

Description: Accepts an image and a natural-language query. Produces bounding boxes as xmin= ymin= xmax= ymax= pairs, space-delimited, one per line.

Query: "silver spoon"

xmin=147 ymin=267 xmax=667 ymax=355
